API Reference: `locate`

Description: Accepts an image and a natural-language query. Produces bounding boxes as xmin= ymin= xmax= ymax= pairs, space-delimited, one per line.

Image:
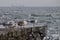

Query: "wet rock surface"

xmin=0 ymin=26 xmax=47 ymax=40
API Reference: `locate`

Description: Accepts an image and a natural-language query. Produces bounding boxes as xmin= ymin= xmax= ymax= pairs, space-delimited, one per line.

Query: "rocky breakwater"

xmin=0 ymin=24 xmax=47 ymax=40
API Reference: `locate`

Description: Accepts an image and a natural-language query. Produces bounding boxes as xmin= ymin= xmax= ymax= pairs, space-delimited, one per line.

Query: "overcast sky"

xmin=0 ymin=0 xmax=60 ymax=7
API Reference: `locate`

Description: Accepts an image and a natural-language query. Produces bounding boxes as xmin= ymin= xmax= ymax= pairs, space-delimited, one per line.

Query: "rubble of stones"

xmin=0 ymin=26 xmax=47 ymax=40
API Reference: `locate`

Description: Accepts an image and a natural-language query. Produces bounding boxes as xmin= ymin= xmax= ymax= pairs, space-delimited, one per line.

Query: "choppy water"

xmin=0 ymin=7 xmax=60 ymax=38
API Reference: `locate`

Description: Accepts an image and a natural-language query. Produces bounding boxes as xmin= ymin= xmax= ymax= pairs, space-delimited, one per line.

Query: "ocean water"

xmin=0 ymin=7 xmax=60 ymax=37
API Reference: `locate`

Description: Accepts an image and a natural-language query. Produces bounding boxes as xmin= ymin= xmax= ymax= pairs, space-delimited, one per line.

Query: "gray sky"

xmin=0 ymin=0 xmax=60 ymax=7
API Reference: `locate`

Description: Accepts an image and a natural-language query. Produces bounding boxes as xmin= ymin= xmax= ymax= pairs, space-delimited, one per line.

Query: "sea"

xmin=0 ymin=7 xmax=60 ymax=39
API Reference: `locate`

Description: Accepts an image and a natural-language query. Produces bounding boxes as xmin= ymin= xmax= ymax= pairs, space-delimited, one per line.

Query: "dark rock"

xmin=0 ymin=25 xmax=47 ymax=40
